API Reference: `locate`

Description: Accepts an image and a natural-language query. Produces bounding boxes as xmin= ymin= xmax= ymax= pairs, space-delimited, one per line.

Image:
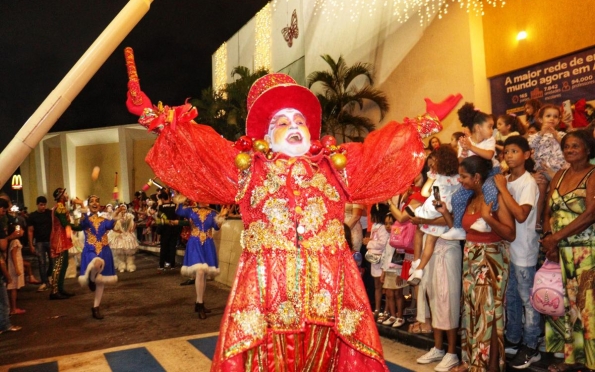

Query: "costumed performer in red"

xmin=123 ymin=46 xmax=461 ymax=372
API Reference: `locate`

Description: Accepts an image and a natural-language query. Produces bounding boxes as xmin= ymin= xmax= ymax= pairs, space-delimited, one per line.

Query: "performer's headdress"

xmin=53 ymin=187 xmax=66 ymax=202
xmin=245 ymin=73 xmax=321 ymax=140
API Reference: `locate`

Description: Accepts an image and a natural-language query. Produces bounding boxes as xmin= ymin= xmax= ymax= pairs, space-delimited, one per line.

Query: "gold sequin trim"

xmin=195 ymin=207 xmax=211 ymax=222
xmin=301 ymin=197 xmax=326 ymax=233
xmin=89 ymin=214 xmax=103 ymax=231
xmin=235 ymin=168 xmax=253 ymax=203
xmin=301 ymin=219 xmax=344 ymax=253
xmin=262 ymin=198 xmax=292 ymax=234
xmin=87 ymin=230 xmax=108 ymax=255
xmin=240 ymin=221 xmax=295 ymax=253
xmin=55 ymin=202 xmax=67 ymax=214
xmin=312 ymin=289 xmax=332 ymax=318
xmin=191 ymin=228 xmax=212 ymax=244
xmin=273 ymin=301 xmax=299 ymax=326
xmin=338 ymin=308 xmax=363 ymax=336
xmin=294 ymin=169 xmax=340 ymax=202
xmin=250 ymin=162 xmax=287 ymax=206
xmin=231 ymin=309 xmax=266 ymax=339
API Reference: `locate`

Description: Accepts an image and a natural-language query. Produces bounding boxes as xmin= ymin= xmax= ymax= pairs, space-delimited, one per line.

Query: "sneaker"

xmin=37 ymin=284 xmax=48 ymax=292
xmin=509 ymin=345 xmax=540 ymax=369
xmin=440 ymin=227 xmax=466 ymax=240
xmin=434 ymin=353 xmax=459 ymax=372
xmin=554 ymin=352 xmax=564 ymax=359
xmin=470 ymin=217 xmax=491 ymax=232
xmin=417 ymin=347 xmax=445 ymax=364
xmin=505 ymin=338 xmax=520 ymax=355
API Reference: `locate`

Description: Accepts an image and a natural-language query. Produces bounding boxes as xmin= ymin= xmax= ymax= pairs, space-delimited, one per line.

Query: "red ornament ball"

xmin=321 ymin=135 xmax=336 ymax=147
xmin=309 ymin=140 xmax=323 ymax=155
xmin=234 ymin=136 xmax=253 ymax=152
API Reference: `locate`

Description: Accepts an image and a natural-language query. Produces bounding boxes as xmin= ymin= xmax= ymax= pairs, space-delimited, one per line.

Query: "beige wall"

xmin=47 ymin=148 xmax=64 ymax=203
xmin=483 ymin=0 xmax=595 ymax=77
xmin=377 ymin=5 xmax=489 ymax=146
xmin=75 ymin=143 xmax=122 ymax=203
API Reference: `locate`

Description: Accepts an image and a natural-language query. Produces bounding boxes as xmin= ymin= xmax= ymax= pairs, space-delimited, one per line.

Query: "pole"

xmin=0 ymin=0 xmax=154 ymax=188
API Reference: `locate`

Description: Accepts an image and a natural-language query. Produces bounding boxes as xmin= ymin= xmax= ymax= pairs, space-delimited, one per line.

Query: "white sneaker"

xmin=440 ymin=227 xmax=466 ymax=240
xmin=470 ymin=217 xmax=491 ymax=232
xmin=554 ymin=352 xmax=564 ymax=359
xmin=417 ymin=347 xmax=445 ymax=364
xmin=409 ymin=259 xmax=421 ymax=276
xmin=434 ymin=353 xmax=460 ymax=371
xmin=407 ymin=269 xmax=423 ymax=286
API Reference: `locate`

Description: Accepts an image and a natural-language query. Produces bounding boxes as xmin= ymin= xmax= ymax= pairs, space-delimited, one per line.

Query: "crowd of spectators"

xmin=351 ymin=98 xmax=595 ymax=372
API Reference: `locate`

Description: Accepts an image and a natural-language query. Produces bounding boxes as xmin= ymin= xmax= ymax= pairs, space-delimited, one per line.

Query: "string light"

xmin=214 ymin=42 xmax=227 ymax=95
xmin=305 ymin=0 xmax=506 ymax=25
xmin=254 ymin=3 xmax=272 ymax=71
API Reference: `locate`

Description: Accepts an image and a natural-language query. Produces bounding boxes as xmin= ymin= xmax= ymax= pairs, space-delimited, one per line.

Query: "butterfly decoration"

xmin=281 ymin=9 xmax=299 ymax=48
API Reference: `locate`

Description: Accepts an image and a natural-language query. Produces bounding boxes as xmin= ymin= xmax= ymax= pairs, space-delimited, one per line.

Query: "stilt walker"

xmin=124 ymin=47 xmax=462 ymax=372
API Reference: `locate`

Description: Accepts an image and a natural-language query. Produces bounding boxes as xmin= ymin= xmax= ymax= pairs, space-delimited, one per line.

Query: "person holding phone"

xmin=405 ymin=145 xmax=460 ymax=286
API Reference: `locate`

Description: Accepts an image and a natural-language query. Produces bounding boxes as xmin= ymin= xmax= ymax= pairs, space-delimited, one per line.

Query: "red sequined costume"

xmin=123 ymin=47 xmax=460 ymax=372
xmin=143 ymin=117 xmax=437 ymax=372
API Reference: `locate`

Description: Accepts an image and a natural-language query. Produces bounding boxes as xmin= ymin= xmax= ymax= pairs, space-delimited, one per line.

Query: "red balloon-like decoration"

xmin=234 ymin=136 xmax=253 ymax=152
xmin=309 ymin=140 xmax=323 ymax=155
xmin=320 ymin=135 xmax=336 ymax=147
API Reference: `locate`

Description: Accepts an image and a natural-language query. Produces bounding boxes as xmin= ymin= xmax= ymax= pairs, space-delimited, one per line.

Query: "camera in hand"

xmin=433 ymin=186 xmax=442 ymax=208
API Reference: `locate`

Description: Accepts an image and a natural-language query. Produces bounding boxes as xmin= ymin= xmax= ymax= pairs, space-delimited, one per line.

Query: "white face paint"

xmin=265 ymin=108 xmax=311 ymax=157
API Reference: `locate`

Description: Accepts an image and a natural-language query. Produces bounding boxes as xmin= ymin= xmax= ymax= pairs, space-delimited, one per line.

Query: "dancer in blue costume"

xmin=174 ymin=197 xmax=228 ymax=319
xmin=77 ymin=195 xmax=118 ymax=320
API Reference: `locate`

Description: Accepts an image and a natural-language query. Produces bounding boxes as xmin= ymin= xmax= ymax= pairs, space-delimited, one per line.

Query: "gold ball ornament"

xmin=331 ymin=153 xmax=347 ymax=170
xmin=235 ymin=153 xmax=252 ymax=170
xmin=253 ymin=139 xmax=269 ymax=153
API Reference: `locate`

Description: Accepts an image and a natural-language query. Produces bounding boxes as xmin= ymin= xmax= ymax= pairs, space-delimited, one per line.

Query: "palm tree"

xmin=307 ymin=55 xmax=389 ymax=142
xmin=191 ymin=66 xmax=269 ymax=140
xmin=223 ymin=66 xmax=269 ymax=135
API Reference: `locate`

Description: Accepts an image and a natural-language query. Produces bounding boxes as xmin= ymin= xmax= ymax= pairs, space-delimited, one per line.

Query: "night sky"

xmin=0 ymin=0 xmax=270 ymax=153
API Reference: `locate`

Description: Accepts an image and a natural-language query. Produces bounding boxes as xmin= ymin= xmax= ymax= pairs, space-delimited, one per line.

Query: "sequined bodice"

xmin=236 ymin=156 xmax=348 ymax=253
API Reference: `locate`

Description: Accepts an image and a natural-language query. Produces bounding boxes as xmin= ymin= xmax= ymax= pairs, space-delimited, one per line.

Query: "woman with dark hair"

xmin=439 ymin=156 xmax=515 ymax=372
xmin=425 ymin=136 xmax=441 ymax=155
xmin=442 ymin=102 xmax=501 ymax=241
xmin=541 ymin=130 xmax=595 ymax=372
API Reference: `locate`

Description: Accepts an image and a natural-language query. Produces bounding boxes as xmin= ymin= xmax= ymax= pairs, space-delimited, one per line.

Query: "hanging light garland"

xmin=254 ymin=3 xmax=272 ymax=71
xmin=272 ymin=0 xmax=506 ymax=25
xmin=214 ymin=42 xmax=228 ymax=96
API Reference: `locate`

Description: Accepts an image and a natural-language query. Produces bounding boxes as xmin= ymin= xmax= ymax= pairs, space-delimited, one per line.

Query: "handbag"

xmin=389 ymin=220 xmax=415 ymax=250
xmin=365 ymin=250 xmax=382 ymax=264
xmin=530 ymin=259 xmax=564 ymax=317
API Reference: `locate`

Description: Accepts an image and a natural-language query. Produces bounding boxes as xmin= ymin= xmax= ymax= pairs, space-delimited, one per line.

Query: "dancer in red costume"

xmin=123 ymin=47 xmax=461 ymax=372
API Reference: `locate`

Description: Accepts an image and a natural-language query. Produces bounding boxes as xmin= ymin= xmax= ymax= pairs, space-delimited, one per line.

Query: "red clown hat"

xmin=245 ymin=73 xmax=321 ymax=140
